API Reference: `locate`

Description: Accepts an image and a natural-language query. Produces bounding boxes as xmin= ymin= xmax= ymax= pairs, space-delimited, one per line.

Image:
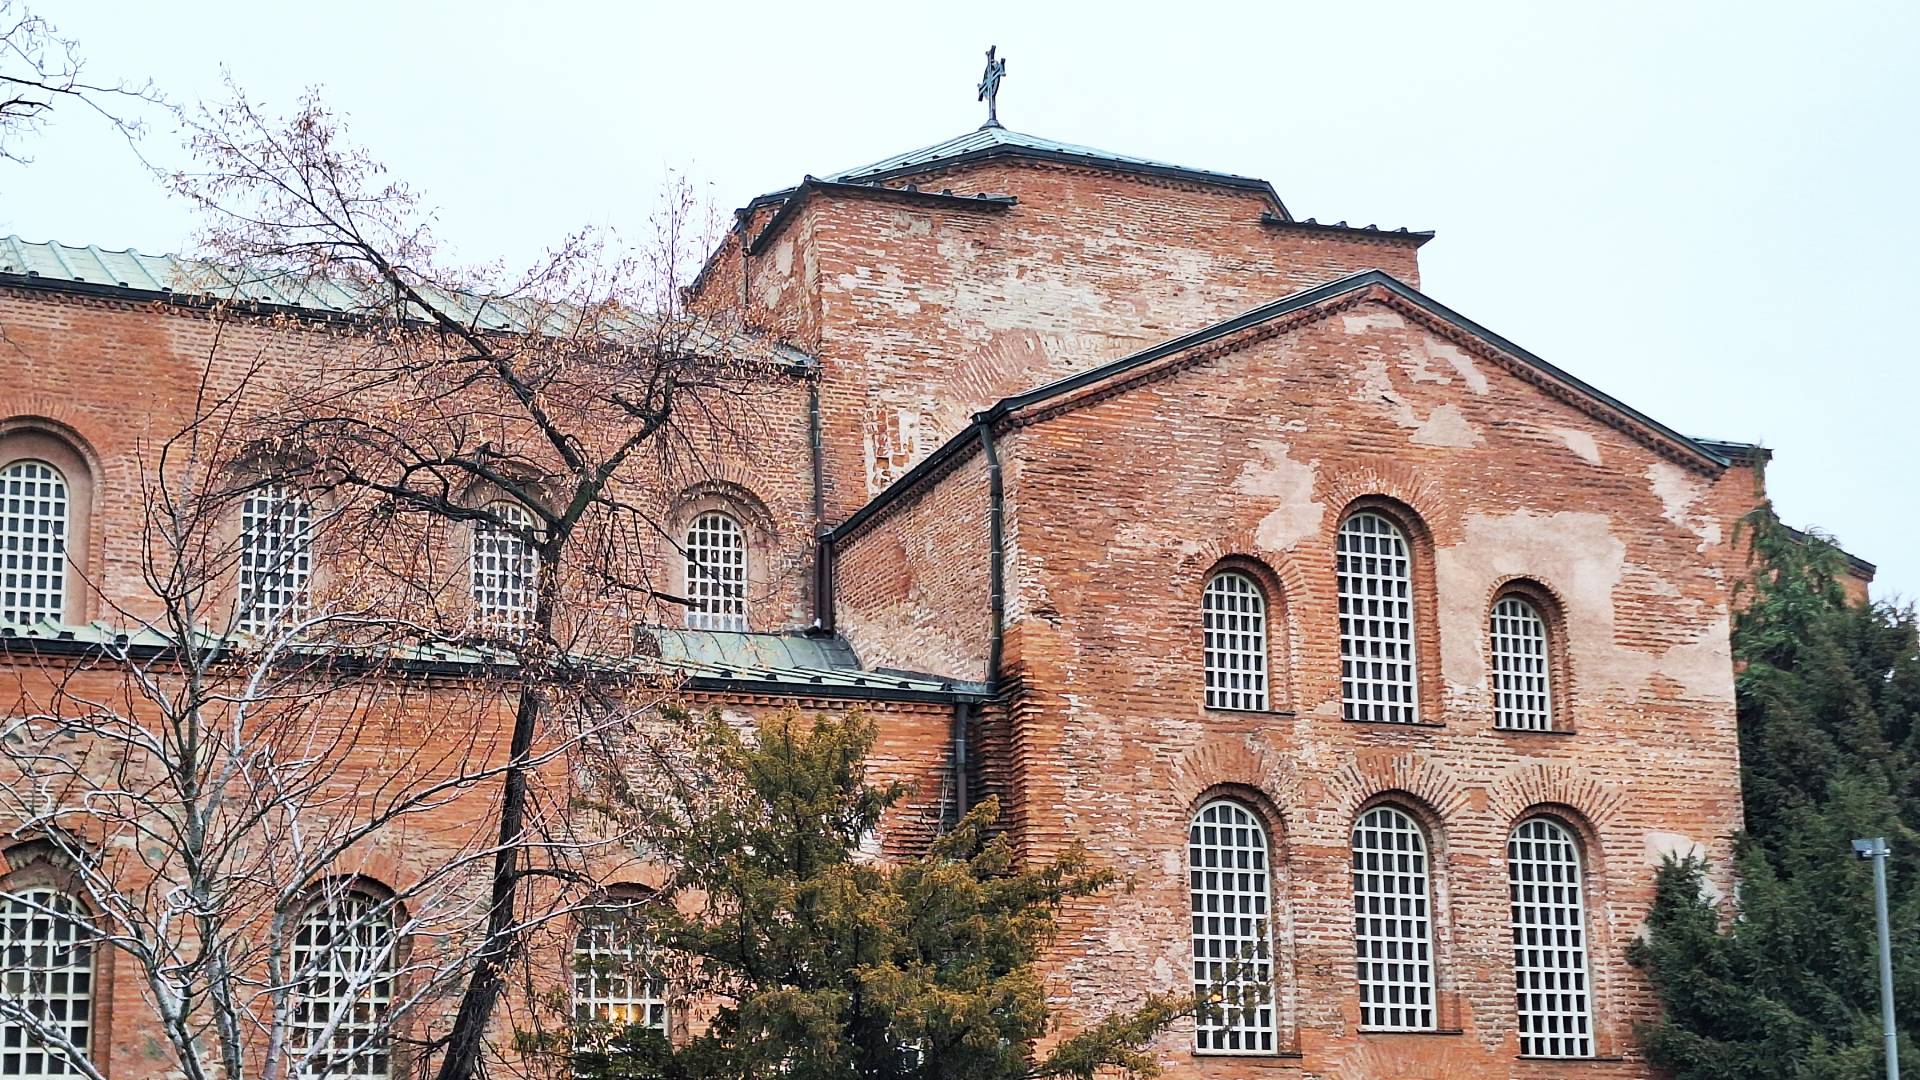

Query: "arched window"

xmin=471 ymin=503 xmax=537 ymax=630
xmin=238 ymin=485 xmax=315 ymax=634
xmin=1350 ymin=805 xmax=1435 ymax=1031
xmin=1490 ymin=595 xmax=1553 ymax=731
xmin=573 ymin=902 xmax=667 ymax=1041
xmin=0 ymin=889 xmax=94 ymax=1079
xmin=1508 ymin=818 xmax=1594 ymax=1058
xmin=291 ymin=892 xmax=395 ymax=1079
xmin=683 ymin=512 xmax=747 ymax=632
xmin=1 ymin=461 xmax=68 ymax=625
xmin=1203 ymin=572 xmax=1268 ymax=711
xmin=1188 ymin=799 xmax=1275 ymax=1054
xmin=1337 ymin=511 xmax=1420 ymax=723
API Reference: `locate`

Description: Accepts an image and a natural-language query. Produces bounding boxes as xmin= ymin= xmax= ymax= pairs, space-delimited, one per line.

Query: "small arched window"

xmin=1336 ymin=511 xmax=1419 ymax=724
xmin=291 ymin=892 xmax=395 ymax=1080
xmin=471 ymin=503 xmax=537 ymax=630
xmin=684 ymin=512 xmax=747 ymax=632
xmin=238 ymin=485 xmax=315 ymax=634
xmin=1351 ymin=805 xmax=1435 ymax=1031
xmin=0 ymin=888 xmax=94 ymax=1079
xmin=1 ymin=461 xmax=69 ymax=625
xmin=1203 ymin=572 xmax=1268 ymax=711
xmin=573 ymin=902 xmax=668 ymax=1041
xmin=1490 ymin=595 xmax=1554 ymax=731
xmin=1508 ymin=818 xmax=1594 ymax=1058
xmin=1188 ymin=799 xmax=1276 ymax=1055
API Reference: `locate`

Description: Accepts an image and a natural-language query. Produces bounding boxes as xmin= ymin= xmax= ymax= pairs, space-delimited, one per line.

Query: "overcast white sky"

xmin=9 ymin=0 xmax=1917 ymax=600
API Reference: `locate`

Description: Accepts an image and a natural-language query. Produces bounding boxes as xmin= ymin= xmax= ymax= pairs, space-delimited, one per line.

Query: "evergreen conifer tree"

xmin=1633 ymin=509 xmax=1919 ymax=1078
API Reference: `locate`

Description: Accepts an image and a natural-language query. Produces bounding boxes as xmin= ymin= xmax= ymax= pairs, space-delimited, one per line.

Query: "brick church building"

xmin=0 ymin=75 xmax=1876 ymax=1080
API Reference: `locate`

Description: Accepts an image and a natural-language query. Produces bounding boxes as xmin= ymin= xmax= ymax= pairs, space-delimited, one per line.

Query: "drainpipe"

xmin=811 ymin=372 xmax=835 ymax=634
xmin=977 ymin=420 xmax=1006 ymax=693
xmin=950 ymin=418 xmax=1006 ymax=831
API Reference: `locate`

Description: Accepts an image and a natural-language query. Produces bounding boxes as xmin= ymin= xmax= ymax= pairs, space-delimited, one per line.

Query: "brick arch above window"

xmin=1486 ymin=577 xmax=1573 ymax=732
xmin=0 ymin=421 xmax=100 ymax=624
xmin=666 ymin=483 xmax=774 ymax=633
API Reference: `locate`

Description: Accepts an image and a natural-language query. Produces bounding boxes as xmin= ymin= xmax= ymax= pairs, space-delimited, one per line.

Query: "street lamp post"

xmin=1853 ymin=836 xmax=1900 ymax=1080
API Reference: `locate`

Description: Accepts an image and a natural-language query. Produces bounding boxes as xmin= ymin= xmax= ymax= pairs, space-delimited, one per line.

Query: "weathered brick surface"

xmin=0 ymin=130 xmax=1817 ymax=1079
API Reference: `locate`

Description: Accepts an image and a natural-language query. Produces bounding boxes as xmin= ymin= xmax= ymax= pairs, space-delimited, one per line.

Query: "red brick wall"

xmin=728 ymin=159 xmax=1426 ymax=522
xmin=829 ymin=448 xmax=993 ymax=683
xmin=973 ymin=293 xmax=1743 ymax=1076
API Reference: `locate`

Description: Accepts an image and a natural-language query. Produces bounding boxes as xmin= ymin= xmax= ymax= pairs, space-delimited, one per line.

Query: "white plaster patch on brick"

xmin=1436 ymin=510 xmax=1626 ymax=690
xmin=1342 ymin=308 xmax=1407 ymax=335
xmin=1655 ymin=617 xmax=1736 ymax=702
xmin=1410 ymin=403 xmax=1484 ymax=448
xmin=1235 ymin=440 xmax=1324 ymax=551
xmin=1351 ymin=354 xmax=1421 ymax=429
xmin=1644 ymin=831 xmax=1722 ymax=901
xmin=1428 ymin=339 xmax=1490 ymax=395
xmin=772 ymin=238 xmax=794 ymax=275
xmin=1647 ymin=461 xmax=1724 ymax=550
xmin=1555 ymin=427 xmax=1603 ymax=465
xmin=888 ymin=208 xmax=933 ymax=237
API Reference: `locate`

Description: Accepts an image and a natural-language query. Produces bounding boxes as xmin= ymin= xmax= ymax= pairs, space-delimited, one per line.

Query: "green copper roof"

xmin=0 ymin=619 xmax=978 ymax=700
xmin=813 ymin=125 xmax=1285 ymax=206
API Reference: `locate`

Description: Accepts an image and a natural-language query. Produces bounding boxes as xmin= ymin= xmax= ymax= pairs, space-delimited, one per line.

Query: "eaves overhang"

xmin=746 ymin=177 xmax=1017 ymax=257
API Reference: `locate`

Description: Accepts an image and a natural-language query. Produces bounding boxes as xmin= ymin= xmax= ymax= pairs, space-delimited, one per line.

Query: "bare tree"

xmin=152 ymin=87 xmax=796 ymax=1080
xmin=0 ymin=0 xmax=161 ymax=165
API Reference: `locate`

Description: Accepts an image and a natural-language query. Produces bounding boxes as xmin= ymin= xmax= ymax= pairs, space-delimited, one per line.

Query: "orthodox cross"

xmin=978 ymin=46 xmax=1007 ymax=128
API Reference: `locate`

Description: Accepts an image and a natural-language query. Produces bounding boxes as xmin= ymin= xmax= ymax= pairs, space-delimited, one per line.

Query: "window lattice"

xmin=1509 ymin=818 xmax=1594 ymax=1058
xmin=1188 ymin=799 xmax=1276 ymax=1055
xmin=0 ymin=890 xmax=93 ymax=1080
xmin=471 ymin=504 xmax=537 ymax=630
xmin=291 ymin=894 xmax=395 ymax=1080
xmin=1337 ymin=511 xmax=1419 ymax=723
xmin=1203 ymin=572 xmax=1268 ymax=711
xmin=238 ymin=486 xmax=314 ymax=634
xmin=573 ymin=906 xmax=668 ymax=1040
xmin=1 ymin=462 xmax=68 ymax=625
xmin=1351 ymin=806 xmax=1435 ymax=1031
xmin=1491 ymin=596 xmax=1554 ymax=730
xmin=683 ymin=512 xmax=747 ymax=632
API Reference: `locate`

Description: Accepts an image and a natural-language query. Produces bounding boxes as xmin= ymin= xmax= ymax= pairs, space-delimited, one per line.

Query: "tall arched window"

xmin=1351 ymin=805 xmax=1435 ymax=1030
xmin=238 ymin=485 xmax=315 ymax=634
xmin=1188 ymin=799 xmax=1275 ymax=1054
xmin=1203 ymin=572 xmax=1268 ymax=711
xmin=0 ymin=889 xmax=94 ymax=1079
xmin=291 ymin=892 xmax=395 ymax=1080
xmin=1490 ymin=595 xmax=1553 ymax=731
xmin=471 ymin=503 xmax=537 ymax=630
xmin=573 ymin=903 xmax=668 ymax=1041
xmin=683 ymin=512 xmax=747 ymax=632
xmin=1337 ymin=511 xmax=1420 ymax=723
xmin=1 ymin=461 xmax=68 ymax=625
xmin=1508 ymin=818 xmax=1594 ymax=1058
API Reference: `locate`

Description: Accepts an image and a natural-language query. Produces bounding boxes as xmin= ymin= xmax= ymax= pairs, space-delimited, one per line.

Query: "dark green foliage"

xmin=570 ymin=708 xmax=1186 ymax=1080
xmin=1632 ymin=508 xmax=1920 ymax=1077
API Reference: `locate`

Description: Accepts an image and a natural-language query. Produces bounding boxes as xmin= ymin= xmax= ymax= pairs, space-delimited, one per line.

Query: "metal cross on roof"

xmin=977 ymin=46 xmax=1007 ymax=129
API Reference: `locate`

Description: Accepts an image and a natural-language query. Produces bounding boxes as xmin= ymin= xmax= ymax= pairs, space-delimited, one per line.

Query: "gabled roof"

xmin=751 ymin=124 xmax=1290 ymax=215
xmin=830 ymin=269 xmax=1734 ymax=544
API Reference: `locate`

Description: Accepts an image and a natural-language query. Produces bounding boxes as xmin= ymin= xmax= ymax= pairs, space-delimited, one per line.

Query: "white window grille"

xmin=1491 ymin=596 xmax=1554 ymax=731
xmin=1203 ymin=572 xmax=1268 ymax=711
xmin=0 ymin=889 xmax=93 ymax=1080
xmin=573 ymin=906 xmax=668 ymax=1040
xmin=1 ymin=461 xmax=68 ymax=625
xmin=1509 ymin=818 xmax=1594 ymax=1058
xmin=683 ymin=512 xmax=747 ymax=632
xmin=1351 ymin=805 xmax=1435 ymax=1031
xmin=238 ymin=485 xmax=315 ymax=634
xmin=471 ymin=504 xmax=537 ymax=630
xmin=1188 ymin=799 xmax=1276 ymax=1054
xmin=290 ymin=893 xmax=395 ymax=1080
xmin=1337 ymin=511 xmax=1419 ymax=723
